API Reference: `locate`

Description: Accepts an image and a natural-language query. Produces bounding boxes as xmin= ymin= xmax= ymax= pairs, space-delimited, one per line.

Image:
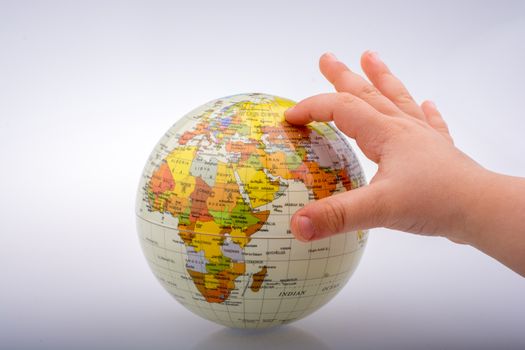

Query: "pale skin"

xmin=285 ymin=51 xmax=525 ymax=277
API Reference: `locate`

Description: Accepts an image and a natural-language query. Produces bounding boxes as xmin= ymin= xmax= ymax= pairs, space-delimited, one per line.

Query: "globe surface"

xmin=136 ymin=93 xmax=368 ymax=328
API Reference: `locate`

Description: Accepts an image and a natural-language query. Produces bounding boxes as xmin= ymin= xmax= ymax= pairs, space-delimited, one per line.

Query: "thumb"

xmin=290 ymin=184 xmax=386 ymax=242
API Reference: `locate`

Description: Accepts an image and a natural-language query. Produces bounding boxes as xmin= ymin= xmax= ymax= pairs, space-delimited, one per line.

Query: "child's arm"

xmin=285 ymin=52 xmax=525 ymax=276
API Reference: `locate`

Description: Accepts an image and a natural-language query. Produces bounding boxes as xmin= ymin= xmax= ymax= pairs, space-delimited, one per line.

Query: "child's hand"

xmin=285 ymin=52 xmax=525 ymax=276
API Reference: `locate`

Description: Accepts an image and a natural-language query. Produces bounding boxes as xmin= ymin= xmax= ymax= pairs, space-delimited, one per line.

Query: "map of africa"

xmin=136 ymin=93 xmax=368 ymax=328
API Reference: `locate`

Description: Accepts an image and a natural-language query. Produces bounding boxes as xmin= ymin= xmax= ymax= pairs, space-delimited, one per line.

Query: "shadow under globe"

xmin=191 ymin=325 xmax=330 ymax=350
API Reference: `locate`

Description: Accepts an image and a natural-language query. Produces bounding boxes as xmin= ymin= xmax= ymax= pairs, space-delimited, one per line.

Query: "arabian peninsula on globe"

xmin=136 ymin=93 xmax=368 ymax=328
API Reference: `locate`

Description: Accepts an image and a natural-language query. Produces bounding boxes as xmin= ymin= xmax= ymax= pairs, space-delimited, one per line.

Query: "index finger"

xmin=285 ymin=92 xmax=389 ymax=162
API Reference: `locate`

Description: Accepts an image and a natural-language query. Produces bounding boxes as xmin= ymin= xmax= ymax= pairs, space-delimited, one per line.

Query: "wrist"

xmin=446 ymin=165 xmax=497 ymax=244
xmin=457 ymin=169 xmax=525 ymax=275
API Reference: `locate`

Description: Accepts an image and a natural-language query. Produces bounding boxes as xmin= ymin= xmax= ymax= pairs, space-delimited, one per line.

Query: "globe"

xmin=136 ymin=93 xmax=368 ymax=328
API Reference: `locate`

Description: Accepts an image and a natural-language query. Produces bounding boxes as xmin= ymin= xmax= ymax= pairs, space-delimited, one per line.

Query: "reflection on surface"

xmin=192 ymin=325 xmax=330 ymax=350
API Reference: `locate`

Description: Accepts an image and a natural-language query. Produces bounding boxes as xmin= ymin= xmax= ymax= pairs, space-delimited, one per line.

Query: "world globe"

xmin=136 ymin=93 xmax=368 ymax=328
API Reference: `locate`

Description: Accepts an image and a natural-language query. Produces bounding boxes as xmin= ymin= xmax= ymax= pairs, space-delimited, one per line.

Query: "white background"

xmin=1 ymin=1 xmax=524 ymax=349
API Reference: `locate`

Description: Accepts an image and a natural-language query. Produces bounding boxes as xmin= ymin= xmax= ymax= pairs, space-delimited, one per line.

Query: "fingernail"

xmin=427 ymin=100 xmax=437 ymax=108
xmin=324 ymin=52 xmax=338 ymax=61
xmin=296 ymin=215 xmax=315 ymax=241
xmin=368 ymin=51 xmax=382 ymax=64
xmin=284 ymin=106 xmax=295 ymax=116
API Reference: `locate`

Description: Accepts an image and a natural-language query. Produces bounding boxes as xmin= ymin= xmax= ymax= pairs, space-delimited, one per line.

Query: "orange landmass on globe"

xmin=188 ymin=262 xmax=245 ymax=303
xmin=250 ymin=266 xmax=268 ymax=292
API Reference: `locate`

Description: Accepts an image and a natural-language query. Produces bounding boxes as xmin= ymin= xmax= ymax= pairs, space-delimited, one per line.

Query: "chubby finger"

xmin=361 ymin=51 xmax=426 ymax=120
xmin=319 ymin=52 xmax=401 ymax=116
xmin=290 ymin=184 xmax=388 ymax=241
xmin=421 ymin=100 xmax=453 ymax=143
xmin=448 ymin=237 xmax=468 ymax=245
xmin=285 ymin=92 xmax=390 ymax=161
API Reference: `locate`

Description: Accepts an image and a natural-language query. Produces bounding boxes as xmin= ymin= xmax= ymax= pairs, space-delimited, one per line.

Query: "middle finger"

xmin=319 ymin=53 xmax=404 ymax=117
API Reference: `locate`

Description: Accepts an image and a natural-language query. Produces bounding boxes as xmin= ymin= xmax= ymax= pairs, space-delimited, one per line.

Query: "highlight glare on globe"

xmin=136 ymin=93 xmax=368 ymax=328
